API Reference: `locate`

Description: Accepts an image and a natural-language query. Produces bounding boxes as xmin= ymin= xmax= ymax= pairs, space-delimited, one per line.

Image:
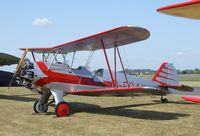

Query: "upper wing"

xmin=20 ymin=26 xmax=150 ymax=54
xmin=68 ymin=87 xmax=165 ymax=96
xmin=0 ymin=53 xmax=20 ymax=66
xmin=157 ymin=0 xmax=200 ymax=20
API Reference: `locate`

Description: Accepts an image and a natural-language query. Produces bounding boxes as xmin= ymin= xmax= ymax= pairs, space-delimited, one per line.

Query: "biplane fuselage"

xmin=26 ymin=61 xmax=159 ymax=96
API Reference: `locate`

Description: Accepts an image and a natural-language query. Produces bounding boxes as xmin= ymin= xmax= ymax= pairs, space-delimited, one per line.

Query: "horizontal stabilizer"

xmin=161 ymin=85 xmax=193 ymax=92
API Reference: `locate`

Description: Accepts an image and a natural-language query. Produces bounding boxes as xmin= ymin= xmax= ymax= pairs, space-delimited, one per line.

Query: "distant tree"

xmin=177 ymin=70 xmax=181 ymax=74
xmin=120 ymin=68 xmax=200 ymax=75
xmin=181 ymin=70 xmax=188 ymax=74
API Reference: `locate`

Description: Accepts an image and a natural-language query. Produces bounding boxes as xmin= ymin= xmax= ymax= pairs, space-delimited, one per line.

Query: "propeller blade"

xmin=8 ymin=72 xmax=17 ymax=89
xmin=8 ymin=48 xmax=29 ymax=89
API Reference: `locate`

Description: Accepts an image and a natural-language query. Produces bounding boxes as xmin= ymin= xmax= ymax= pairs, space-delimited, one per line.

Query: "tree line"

xmin=121 ymin=68 xmax=200 ymax=75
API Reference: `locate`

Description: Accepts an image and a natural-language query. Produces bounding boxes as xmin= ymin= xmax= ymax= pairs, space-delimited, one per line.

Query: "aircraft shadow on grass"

xmin=153 ymin=100 xmax=196 ymax=105
xmin=69 ymin=102 xmax=189 ymax=120
xmin=0 ymin=94 xmax=191 ymax=120
xmin=0 ymin=94 xmax=36 ymax=102
xmin=43 ymin=102 xmax=190 ymax=120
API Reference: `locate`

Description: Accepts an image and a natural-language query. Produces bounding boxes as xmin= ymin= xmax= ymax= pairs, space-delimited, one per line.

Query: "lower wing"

xmin=68 ymin=87 xmax=165 ymax=96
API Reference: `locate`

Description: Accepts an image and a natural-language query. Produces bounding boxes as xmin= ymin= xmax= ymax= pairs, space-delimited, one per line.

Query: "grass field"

xmin=0 ymin=87 xmax=200 ymax=136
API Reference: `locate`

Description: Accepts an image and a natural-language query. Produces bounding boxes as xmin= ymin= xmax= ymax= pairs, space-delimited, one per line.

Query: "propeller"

xmin=8 ymin=48 xmax=29 ymax=89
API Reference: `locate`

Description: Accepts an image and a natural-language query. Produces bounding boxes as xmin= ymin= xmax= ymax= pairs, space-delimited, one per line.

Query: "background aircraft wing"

xmin=68 ymin=87 xmax=165 ymax=96
xmin=0 ymin=53 xmax=20 ymax=66
xmin=182 ymin=96 xmax=200 ymax=103
xmin=20 ymin=26 xmax=150 ymax=54
xmin=157 ymin=0 xmax=200 ymax=20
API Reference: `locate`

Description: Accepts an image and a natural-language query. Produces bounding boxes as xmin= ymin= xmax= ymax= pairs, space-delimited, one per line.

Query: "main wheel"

xmin=33 ymin=99 xmax=48 ymax=113
xmin=55 ymin=102 xmax=71 ymax=117
xmin=161 ymin=98 xmax=168 ymax=103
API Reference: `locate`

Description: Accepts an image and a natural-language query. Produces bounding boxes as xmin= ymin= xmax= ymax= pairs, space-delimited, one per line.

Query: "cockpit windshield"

xmin=94 ymin=69 xmax=103 ymax=77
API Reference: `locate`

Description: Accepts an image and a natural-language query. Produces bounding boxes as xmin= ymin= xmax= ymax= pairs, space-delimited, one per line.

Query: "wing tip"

xmin=157 ymin=0 xmax=200 ymax=12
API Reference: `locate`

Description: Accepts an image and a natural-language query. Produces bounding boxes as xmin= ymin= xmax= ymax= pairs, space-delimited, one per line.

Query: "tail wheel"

xmin=161 ymin=98 xmax=168 ymax=103
xmin=55 ymin=102 xmax=71 ymax=117
xmin=33 ymin=99 xmax=48 ymax=113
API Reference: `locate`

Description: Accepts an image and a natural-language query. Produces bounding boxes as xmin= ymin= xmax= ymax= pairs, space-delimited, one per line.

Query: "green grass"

xmin=0 ymin=87 xmax=200 ymax=136
xmin=179 ymin=74 xmax=200 ymax=82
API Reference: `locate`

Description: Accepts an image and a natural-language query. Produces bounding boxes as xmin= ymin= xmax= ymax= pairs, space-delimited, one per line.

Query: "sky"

xmin=0 ymin=0 xmax=199 ymax=72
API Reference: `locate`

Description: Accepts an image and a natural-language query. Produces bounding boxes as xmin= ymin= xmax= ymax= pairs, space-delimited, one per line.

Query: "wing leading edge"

xmin=20 ymin=26 xmax=150 ymax=54
xmin=68 ymin=87 xmax=165 ymax=96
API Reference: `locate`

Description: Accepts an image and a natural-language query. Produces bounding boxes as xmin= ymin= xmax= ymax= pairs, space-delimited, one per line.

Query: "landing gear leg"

xmin=161 ymin=95 xmax=168 ymax=103
xmin=33 ymin=99 xmax=48 ymax=113
xmin=33 ymin=88 xmax=51 ymax=113
xmin=51 ymin=90 xmax=71 ymax=117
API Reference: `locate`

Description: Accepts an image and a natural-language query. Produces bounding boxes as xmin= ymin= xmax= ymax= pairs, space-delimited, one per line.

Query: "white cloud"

xmin=32 ymin=18 xmax=52 ymax=26
xmin=174 ymin=48 xmax=188 ymax=56
xmin=176 ymin=51 xmax=185 ymax=56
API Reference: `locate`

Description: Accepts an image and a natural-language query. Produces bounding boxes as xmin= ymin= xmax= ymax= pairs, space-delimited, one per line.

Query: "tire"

xmin=161 ymin=98 xmax=168 ymax=103
xmin=55 ymin=102 xmax=71 ymax=117
xmin=33 ymin=99 xmax=48 ymax=113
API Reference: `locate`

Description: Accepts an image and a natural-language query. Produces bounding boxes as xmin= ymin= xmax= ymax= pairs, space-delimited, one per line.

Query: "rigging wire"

xmin=122 ymin=46 xmax=131 ymax=70
xmin=71 ymin=51 xmax=76 ymax=69
xmin=85 ymin=51 xmax=94 ymax=67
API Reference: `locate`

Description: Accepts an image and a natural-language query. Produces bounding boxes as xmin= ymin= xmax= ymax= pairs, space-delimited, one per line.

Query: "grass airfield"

xmin=0 ymin=87 xmax=200 ymax=136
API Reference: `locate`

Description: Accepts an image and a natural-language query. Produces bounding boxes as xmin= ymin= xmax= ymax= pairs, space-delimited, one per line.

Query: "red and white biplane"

xmin=9 ymin=26 xmax=193 ymax=117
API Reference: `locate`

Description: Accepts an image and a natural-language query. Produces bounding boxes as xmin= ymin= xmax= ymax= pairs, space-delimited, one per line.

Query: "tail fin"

xmin=152 ymin=62 xmax=179 ymax=86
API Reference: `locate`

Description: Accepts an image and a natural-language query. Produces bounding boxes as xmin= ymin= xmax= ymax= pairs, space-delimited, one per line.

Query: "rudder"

xmin=152 ymin=62 xmax=179 ymax=86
